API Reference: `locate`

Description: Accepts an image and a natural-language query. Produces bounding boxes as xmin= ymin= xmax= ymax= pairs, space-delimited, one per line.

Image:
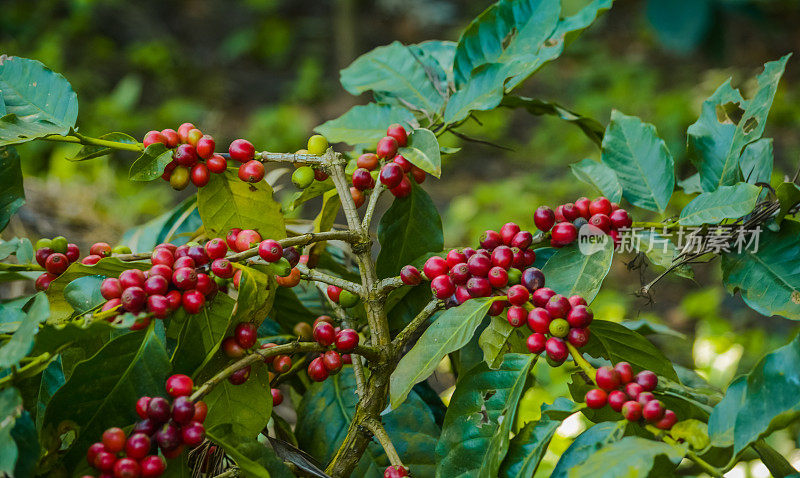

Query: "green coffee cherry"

xmin=338 ymin=290 xmax=360 ymax=308
xmin=112 ymin=245 xmax=132 ymax=254
xmin=35 ymin=238 xmax=52 ymax=250
xmin=549 ymin=318 xmax=570 ymax=338
xmin=51 ymin=236 xmax=68 ymax=253
xmin=170 ymin=166 xmax=190 ymax=190
xmin=271 ymin=257 xmax=292 ymax=277
xmin=507 ymin=268 xmax=522 ymax=285
xmin=292 ymin=166 xmax=315 ymax=189
xmin=307 ymin=135 xmax=329 ymax=156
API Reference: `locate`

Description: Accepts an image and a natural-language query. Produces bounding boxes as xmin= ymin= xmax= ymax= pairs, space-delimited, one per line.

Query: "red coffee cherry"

xmin=545 ymin=294 xmax=571 ymax=319
xmin=226 ymin=228 xmax=241 ymax=250
xmin=156 ymin=421 xmax=182 ymax=451
xmin=94 ymin=450 xmax=117 ymax=472
xmin=622 ymin=400 xmax=643 ymax=421
xmin=165 ymin=290 xmax=182 ymax=311
xmin=143 ymin=130 xmax=166 ymax=148
xmin=507 ymin=285 xmax=530 ymax=306
xmin=189 ymin=163 xmax=210 ymax=187
xmin=357 ymin=153 xmax=379 ymax=170
xmin=150 ymin=248 xmax=174 ymax=268
xmin=147 ymin=295 xmax=170 ymax=319
xmin=135 ymin=396 xmax=151 ymax=419
xmin=479 ymin=230 xmax=502 ymax=250
xmin=308 ymin=357 xmax=329 ymax=382
xmin=161 ymin=128 xmax=179 ymax=147
xmin=350 ymin=187 xmax=366 ymax=208
xmin=386 ymin=123 xmax=408 ymax=147
xmin=235 ymin=322 xmax=258 ymax=349
xmin=488 ymin=266 xmax=509 ymax=289
xmin=81 ymin=255 xmax=102 ymax=265
xmin=86 ymin=442 xmax=105 ymax=467
xmin=35 ymin=247 xmax=53 ymax=268
xmin=313 ymin=321 xmax=336 ymax=346
xmin=466 ymin=276 xmax=491 ymax=298
xmin=376 ymin=136 xmax=399 ymax=159
xmin=124 ymin=433 xmax=151 ymax=460
xmin=488 ymin=299 xmax=508 ymax=317
xmin=511 ymin=230 xmax=533 ymax=249
xmin=271 ymin=388 xmax=284 ymax=407
xmin=65 ymin=243 xmax=80 ymax=262
xmin=166 ymin=374 xmax=194 ymax=398
xmin=174 ymin=143 xmax=199 ymax=167
xmin=389 ymin=175 xmax=411 ymax=198
xmin=336 ymin=329 xmax=359 ymax=352
xmin=207 ymin=154 xmax=228 ymax=174
xmin=89 ymin=242 xmax=112 ymax=257
xmin=322 ymin=350 xmax=343 ymax=374
xmin=567 ymin=327 xmax=590 ymax=347
xmin=521 ymin=268 xmax=545 ymax=292
xmin=506 ymin=306 xmax=527 ymax=327
xmin=384 ymin=465 xmax=409 ymax=478
xmin=635 ymin=370 xmax=658 ymax=391
xmin=453 ymin=286 xmax=470 ymax=305
xmin=423 ymin=256 xmax=448 ymax=279
xmin=550 ymin=222 xmax=578 ymax=247
xmin=534 ymin=206 xmax=556 ymax=232
xmin=445 ymin=249 xmax=467 ymax=268
xmin=589 ymin=213 xmax=611 ymax=233
xmin=467 ymin=254 xmax=492 ymax=277
xmin=121 ymin=286 xmax=146 ymax=313
xmin=204 ymin=238 xmax=227 ymax=260
xmin=171 ymin=396 xmax=196 ymax=425
xmin=45 ymin=253 xmax=69 ymax=275
xmin=531 ymin=287 xmax=556 ymax=307
xmin=589 ymin=197 xmax=612 ymax=216
xmin=574 ymin=197 xmax=591 ymax=219
xmin=238 ymin=160 xmax=265 ymax=183
xmin=526 ymin=332 xmax=547 ymax=354
xmin=172 ymin=267 xmax=198 ymax=290
xmin=133 ymin=418 xmax=158 ymax=436
xmin=379 ymin=163 xmax=404 ymax=189
xmin=411 ymin=166 xmax=425 ymax=184
xmin=431 ymin=275 xmax=455 ymax=299
xmin=147 ymin=397 xmax=171 ymax=423
xmin=195 ymin=134 xmax=215 ymax=159
xmin=596 ymin=366 xmax=622 ymax=392
xmin=272 ymin=355 xmax=292 ymax=373
xmin=491 ymin=245 xmax=514 ymax=269
xmin=222 ymin=337 xmax=246 ymax=358
xmin=181 ymin=290 xmax=205 ymax=314
xmin=143 ymin=275 xmax=168 ymax=296
xmin=527 ymin=308 xmax=551 ymax=334
xmin=140 ymin=455 xmax=166 ymax=477
xmin=211 ymin=258 xmax=233 ymax=279
xmin=608 ymin=390 xmax=628 ymax=412
xmin=585 ymin=389 xmax=608 ymax=409
xmin=326 ymin=285 xmax=342 ymax=302
xmin=235 ymin=229 xmax=262 ymax=252
xmin=193 ymin=400 xmax=208 ymax=423
xmin=614 ymin=362 xmax=634 ymax=384
xmin=449 ymin=262 xmax=469 ymax=285
xmin=637 ymin=392 xmax=655 ymax=405
xmin=400 ymin=265 xmax=421 ymax=285
xmin=34 ymin=272 xmax=57 ymax=291
xmin=119 ymin=269 xmax=146 ymax=289
xmin=624 ymin=382 xmax=644 ymax=401
xmin=568 ymin=295 xmax=587 ymax=307
xmin=102 ymin=427 xmax=126 ymax=453
xmin=390 ymin=154 xmax=410 ymax=173
xmin=561 ymin=203 xmax=579 ymax=222
xmin=352 ymin=168 xmax=375 ymax=190
xmin=258 ymin=239 xmax=283 ymax=262
xmin=545 ymin=337 xmax=568 ymax=363
xmin=177 ymin=122 xmax=195 ymax=143
xmin=499 ymin=222 xmax=521 ymax=245
xmin=566 ymin=305 xmax=593 ymax=328
xmin=228 ymin=365 xmax=251 ymax=385
xmin=100 ymin=278 xmax=123 ymax=300
xmin=609 ymin=208 xmax=632 ymax=229
xmin=655 ymin=409 xmax=677 ymax=430
xmin=181 ymin=421 xmax=206 ymax=447
xmin=229 ymin=139 xmax=255 ymax=162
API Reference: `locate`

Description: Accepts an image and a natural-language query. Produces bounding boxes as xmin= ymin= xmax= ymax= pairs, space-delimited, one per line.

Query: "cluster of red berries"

xmin=384 ymin=465 xmax=409 ymax=478
xmin=99 ymin=242 xmax=221 ymax=327
xmin=34 ymin=239 xmax=133 ymax=291
xmin=533 ymin=196 xmax=632 ymax=248
xmin=84 ymin=375 xmax=205 ymax=478
xmin=584 ymin=363 xmax=677 ymax=430
xmin=306 ymin=316 xmax=358 ymax=382
xmin=144 ymin=123 xmax=264 ymax=189
xmin=349 ymin=124 xmax=425 ymax=207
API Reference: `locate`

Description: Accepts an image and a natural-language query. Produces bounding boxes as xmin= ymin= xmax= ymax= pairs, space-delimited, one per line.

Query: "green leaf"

xmin=478 ymin=316 xmax=527 ymax=369
xmin=170 ymin=294 xmax=235 ymax=374
xmin=0 ymin=56 xmax=78 ymax=145
xmin=41 ymin=326 xmax=170 ymax=471
xmin=44 ymin=257 xmax=150 ymax=323
xmin=688 ymin=55 xmax=790 ymax=192
xmin=397 ymin=128 xmax=442 ymax=177
xmin=601 ymin=110 xmax=675 ymax=213
xmin=376 ymin=181 xmax=443 ymax=279
xmin=632 ymin=230 xmax=693 ymax=279
xmin=207 ymin=424 xmax=294 ymax=478
xmin=551 ymin=422 xmax=625 ymax=477
xmin=679 ymin=183 xmax=761 ymax=226
xmin=288 ymin=178 xmax=335 ymax=212
xmin=128 ymin=142 xmax=172 ymax=181
xmin=410 ymin=40 xmax=456 ymax=91
xmin=678 ymin=173 xmax=703 ymax=194
xmin=501 ymin=96 xmax=605 ymax=146
xmin=197 ymin=169 xmax=285 ymax=239
xmin=32 ymin=316 xmax=133 ymax=355
xmin=122 ymin=197 xmax=201 ymax=252
xmin=435 ymin=354 xmax=535 ymax=478
xmin=315 ymin=103 xmax=416 ymax=146
xmin=9 ymin=410 xmax=38 ymax=478
xmin=739 ymin=138 xmax=773 ymax=185
xmin=541 ymin=241 xmax=614 ymax=303
xmin=0 ymin=388 xmax=24 ymax=475
xmin=775 ymin=181 xmax=800 ymax=225
xmin=567 ymin=436 xmax=684 ymax=478
xmin=709 ymin=334 xmax=800 ymax=454
xmin=721 ymin=220 xmax=800 ymax=320
xmin=69 ymin=132 xmax=138 ymax=161
xmin=0 ymin=293 xmax=49 ymax=368
xmin=340 ymin=41 xmax=445 ymax=113
xmin=499 ymin=398 xmax=576 ymax=477
xmin=296 ymin=367 xmax=440 ymax=477
xmin=569 ymin=158 xmax=622 ymax=203
xmin=200 ymin=361 xmax=272 ymax=439
xmin=0 ymin=146 xmax=24 ymax=232
xmin=63 ymin=275 xmax=106 ymax=314
xmin=390 ymin=297 xmax=498 ymax=409
xmin=36 ymin=357 xmax=64 ymax=431
xmin=581 ymin=320 xmax=679 ymax=380
xmin=669 ymin=419 xmax=710 ymax=450
xmin=443 ymin=62 xmax=510 ymax=125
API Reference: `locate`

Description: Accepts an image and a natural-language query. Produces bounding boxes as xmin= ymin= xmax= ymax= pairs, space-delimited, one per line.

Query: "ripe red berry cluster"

xmin=85 ymin=375 xmax=205 ymax=478
xmin=325 ymin=285 xmax=360 ymax=309
xmin=306 ymin=316 xmax=359 ymax=382
xmin=584 ymin=363 xmax=677 ymax=430
xmin=224 ymin=229 xmax=302 ymax=289
xmin=350 ymin=123 xmax=425 ymax=207
xmin=533 ymin=196 xmax=632 ymax=248
xmin=99 ymin=242 xmax=221 ymax=328
xmin=384 ymin=465 xmax=409 ymax=478
xmin=33 ymin=235 xmax=80 ymax=291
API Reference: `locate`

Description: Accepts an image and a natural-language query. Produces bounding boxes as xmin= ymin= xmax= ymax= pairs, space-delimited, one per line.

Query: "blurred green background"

xmin=3 ymin=0 xmax=800 ymax=474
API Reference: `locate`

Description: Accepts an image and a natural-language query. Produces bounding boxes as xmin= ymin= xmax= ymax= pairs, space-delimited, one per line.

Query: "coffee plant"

xmin=1 ymin=0 xmax=799 ymax=477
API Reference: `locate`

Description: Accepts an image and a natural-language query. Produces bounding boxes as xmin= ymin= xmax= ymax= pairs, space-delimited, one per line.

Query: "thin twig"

xmin=448 ymin=129 xmax=514 ymax=151
xmin=297 ymin=264 xmax=363 ymax=295
xmin=392 ymin=299 xmax=443 ymax=350
xmin=361 ymin=183 xmax=385 ymax=231
xmin=376 ymin=276 xmax=404 ymax=296
xmin=363 ymin=418 xmax=404 ymax=467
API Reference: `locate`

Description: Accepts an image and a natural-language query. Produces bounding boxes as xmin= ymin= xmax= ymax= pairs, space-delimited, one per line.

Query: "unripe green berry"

xmin=507 ymin=268 xmax=522 ymax=285
xmin=338 ymin=290 xmax=359 ymax=308
xmin=112 ymin=245 xmax=132 ymax=254
xmin=307 ymin=135 xmax=329 ymax=156
xmin=51 ymin=236 xmax=68 ymax=254
xmin=35 ymin=238 xmax=52 ymax=250
xmin=292 ymin=166 xmax=315 ymax=189
xmin=549 ymin=318 xmax=570 ymax=338
xmin=271 ymin=257 xmax=292 ymax=277
xmin=170 ymin=166 xmax=191 ymax=190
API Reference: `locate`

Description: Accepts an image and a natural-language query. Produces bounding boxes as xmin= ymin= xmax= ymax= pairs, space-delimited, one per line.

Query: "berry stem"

xmin=189 ymin=341 xmax=324 ymax=401
xmin=662 ymin=435 xmax=723 ymax=477
xmin=363 ymin=418 xmax=404 ymax=468
xmin=566 ymin=342 xmax=597 ymax=382
xmin=0 ymin=263 xmax=44 ymax=272
xmin=392 ymin=299 xmax=444 ymax=350
xmin=361 ymin=182 xmax=385 ymax=231
xmin=260 ymin=151 xmax=325 ymax=166
xmin=375 ymin=276 xmax=405 ymax=295
xmin=297 ymin=264 xmax=363 ymax=296
xmin=41 ymin=133 xmax=143 ymax=152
